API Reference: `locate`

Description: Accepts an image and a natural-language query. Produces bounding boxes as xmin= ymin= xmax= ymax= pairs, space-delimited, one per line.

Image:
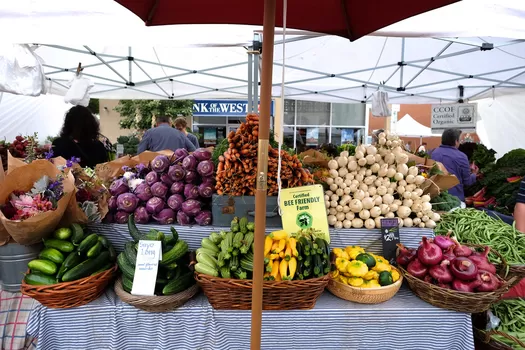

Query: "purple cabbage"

xmin=115 ymin=211 xmax=130 ymax=224
xmin=168 ymin=165 xmax=186 ymax=182
xmin=193 ymin=148 xmax=212 ymax=161
xmin=145 ymin=171 xmax=159 ymax=186
xmin=108 ymin=196 xmax=118 ymax=210
xmin=160 ymin=173 xmax=174 ymax=186
xmin=177 ymin=211 xmax=191 ymax=225
xmin=145 ymin=197 xmax=165 ymax=214
xmin=167 ymin=194 xmax=184 ymax=211
xmin=182 ymin=155 xmax=197 ymax=170
xmin=134 ymin=183 xmax=153 ymax=202
xmin=201 ymin=177 xmax=215 ymax=185
xmin=185 ymin=170 xmax=197 ymax=184
xmin=151 ymin=155 xmax=170 ymax=173
xmin=172 ymin=155 xmax=186 ymax=165
xmin=134 ymin=206 xmax=150 ymax=224
xmin=151 ymin=182 xmax=168 ymax=198
xmin=198 ymin=182 xmax=213 ymax=198
xmin=109 ymin=178 xmax=129 ymax=196
xmin=170 ymin=181 xmax=185 ymax=194
xmin=197 ymin=160 xmax=215 ymax=177
xmin=181 ymin=199 xmax=202 ymax=216
xmin=116 ymin=193 xmax=139 ymax=213
xmin=184 ymin=184 xmax=200 ymax=200
xmin=153 ymin=208 xmax=176 ymax=225
xmin=195 ymin=210 xmax=212 ymax=226
xmin=174 ymin=149 xmax=189 ymax=158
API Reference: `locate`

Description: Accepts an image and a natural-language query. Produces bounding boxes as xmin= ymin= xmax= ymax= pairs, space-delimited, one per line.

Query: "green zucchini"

xmin=142 ymin=229 xmax=164 ymax=241
xmin=87 ymin=241 xmax=103 ymax=258
xmin=97 ymin=235 xmax=110 ymax=248
xmin=195 ymin=262 xmax=219 ymax=277
xmin=39 ymin=248 xmax=64 ymax=265
xmin=230 ymin=255 xmax=239 ymax=272
xmin=77 ymin=234 xmax=99 ymax=254
xmin=70 ymin=223 xmax=85 ymax=245
xmin=239 ymin=217 xmax=248 ymax=233
xmin=232 ymin=232 xmax=244 ymax=249
xmin=220 ymin=266 xmax=231 ymax=278
xmin=24 ymin=272 xmax=56 ymax=286
xmin=53 ymin=227 xmax=72 ymax=240
xmin=162 ymin=271 xmax=194 ymax=295
xmin=240 ymin=255 xmax=253 ymax=272
xmin=230 ymin=217 xmax=239 ymax=232
xmin=117 ymin=253 xmax=135 ymax=280
xmin=209 ymin=232 xmax=222 ymax=245
xmin=217 ymin=252 xmax=225 ymax=267
xmin=124 ymin=241 xmax=137 ymax=267
xmin=296 ymin=241 xmax=304 ymax=261
xmin=62 ymin=251 xmax=110 ymax=282
xmin=234 ymin=268 xmax=247 ymax=280
xmin=160 ymin=240 xmax=188 ymax=266
xmin=313 ymin=254 xmax=323 ymax=277
xmin=127 ymin=214 xmax=142 ymax=242
xmin=196 ymin=247 xmax=218 ymax=258
xmin=315 ymin=238 xmax=330 ymax=260
xmin=196 ymin=251 xmax=218 ymax=269
xmin=240 ymin=232 xmax=254 ymax=254
xmin=43 ymin=238 xmax=74 ymax=253
xmin=201 ymin=238 xmax=219 ymax=254
xmin=108 ymin=245 xmax=117 ymax=262
xmin=28 ymin=259 xmax=57 ymax=275
xmin=121 ymin=275 xmax=133 ymax=293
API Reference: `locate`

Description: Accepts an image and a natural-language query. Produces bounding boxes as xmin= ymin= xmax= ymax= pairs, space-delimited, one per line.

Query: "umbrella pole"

xmin=250 ymin=0 xmax=276 ymax=349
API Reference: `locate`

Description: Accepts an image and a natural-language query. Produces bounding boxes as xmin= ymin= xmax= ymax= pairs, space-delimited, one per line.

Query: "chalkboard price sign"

xmin=380 ymin=218 xmax=401 ymax=264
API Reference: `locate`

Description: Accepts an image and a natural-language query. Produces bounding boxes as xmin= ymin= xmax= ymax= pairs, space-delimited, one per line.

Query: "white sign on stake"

xmin=131 ymin=240 xmax=162 ymax=296
xmin=431 ymin=103 xmax=477 ymax=133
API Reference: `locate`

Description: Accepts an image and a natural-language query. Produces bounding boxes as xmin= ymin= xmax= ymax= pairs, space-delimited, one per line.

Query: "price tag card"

xmin=380 ymin=218 xmax=401 ymax=265
xmin=131 ymin=240 xmax=162 ymax=296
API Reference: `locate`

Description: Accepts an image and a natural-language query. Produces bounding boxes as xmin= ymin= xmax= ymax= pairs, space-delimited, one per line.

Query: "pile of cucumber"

xmin=24 ymin=224 xmax=117 ymax=286
xmin=117 ymin=215 xmax=195 ymax=296
xmin=194 ymin=216 xmax=255 ymax=279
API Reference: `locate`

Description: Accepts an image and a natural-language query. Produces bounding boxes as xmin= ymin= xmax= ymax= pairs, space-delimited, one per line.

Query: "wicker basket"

xmin=502 ymin=265 xmax=525 ymax=288
xmin=474 ymin=327 xmax=525 ymax=350
xmin=21 ymin=265 xmax=117 ymax=308
xmin=327 ymin=268 xmax=403 ymax=304
xmin=114 ymin=278 xmax=199 ymax=312
xmin=399 ymin=266 xmax=516 ymax=314
xmin=195 ymin=273 xmax=329 ymax=310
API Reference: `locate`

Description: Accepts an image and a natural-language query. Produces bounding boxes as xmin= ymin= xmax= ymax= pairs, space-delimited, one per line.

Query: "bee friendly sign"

xmin=280 ymin=184 xmax=330 ymax=243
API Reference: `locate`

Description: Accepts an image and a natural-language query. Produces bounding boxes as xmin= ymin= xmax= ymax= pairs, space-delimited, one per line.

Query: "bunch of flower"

xmin=1 ymin=175 xmax=65 ymax=221
xmin=71 ymin=164 xmax=109 ymax=223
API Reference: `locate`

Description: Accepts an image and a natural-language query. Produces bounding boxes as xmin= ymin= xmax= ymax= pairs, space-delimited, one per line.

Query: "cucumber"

xmin=160 ymin=240 xmax=188 ymax=266
xmin=166 ymin=267 xmax=180 ymax=280
xmin=56 ymin=264 xmax=68 ymax=281
xmin=141 ymin=229 xmax=164 ymax=241
xmin=124 ymin=241 xmax=137 ymax=267
xmin=63 ymin=251 xmax=83 ymax=269
xmin=127 ymin=214 xmax=142 ymax=242
xmin=24 ymin=272 xmax=56 ymax=286
xmin=195 ymin=262 xmax=219 ymax=277
xmin=108 ymin=245 xmax=117 ymax=262
xmin=121 ymin=275 xmax=133 ymax=293
xmin=201 ymin=238 xmax=219 ymax=254
xmin=91 ymin=263 xmax=113 ymax=276
xmin=62 ymin=251 xmax=110 ymax=282
xmin=39 ymin=248 xmax=64 ymax=265
xmin=70 ymin=223 xmax=85 ymax=244
xmin=86 ymin=241 xmax=103 ymax=258
xmin=43 ymin=238 xmax=74 ymax=253
xmin=97 ymin=235 xmax=110 ymax=248
xmin=163 ymin=261 xmax=178 ymax=271
xmin=117 ymin=253 xmax=135 ymax=280
xmin=53 ymin=227 xmax=72 ymax=240
xmin=78 ymin=233 xmax=99 ymax=254
xmin=196 ymin=251 xmax=218 ymax=269
xmin=162 ymin=271 xmax=194 ymax=295
xmin=28 ymin=259 xmax=57 ymax=275
xmin=169 ymin=227 xmax=179 ymax=244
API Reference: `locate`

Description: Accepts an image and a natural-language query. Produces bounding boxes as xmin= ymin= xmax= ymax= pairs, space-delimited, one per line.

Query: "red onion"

xmin=417 ymin=236 xmax=443 ymax=266
xmin=429 ymin=260 xmax=454 ymax=283
xmin=476 ymin=270 xmax=501 ymax=292
xmin=424 ymin=275 xmax=434 ymax=284
xmin=396 ymin=244 xmax=416 ymax=267
xmin=434 ymin=231 xmax=455 ymax=250
xmin=452 ymin=238 xmax=472 ymax=257
xmin=407 ymin=259 xmax=428 ymax=279
xmin=468 ymin=247 xmax=497 ymax=274
xmin=442 ymin=246 xmax=456 ymax=261
xmin=437 ymin=283 xmax=451 ymax=289
xmin=452 ymin=279 xmax=481 ymax=293
xmin=450 ymin=257 xmax=478 ymax=281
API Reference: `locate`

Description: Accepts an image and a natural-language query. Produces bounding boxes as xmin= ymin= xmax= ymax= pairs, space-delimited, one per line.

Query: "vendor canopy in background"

xmin=31 ymin=34 xmax=525 ymax=103
xmin=393 ymin=114 xmax=440 ymax=138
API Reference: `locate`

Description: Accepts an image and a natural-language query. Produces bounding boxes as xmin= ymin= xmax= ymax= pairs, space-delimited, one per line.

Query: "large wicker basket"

xmin=502 ymin=265 xmax=525 ymax=288
xmin=195 ymin=273 xmax=329 ymax=310
xmin=114 ymin=278 xmax=199 ymax=312
xmin=21 ymin=265 xmax=117 ymax=308
xmin=473 ymin=328 xmax=525 ymax=350
xmin=327 ymin=267 xmax=403 ymax=304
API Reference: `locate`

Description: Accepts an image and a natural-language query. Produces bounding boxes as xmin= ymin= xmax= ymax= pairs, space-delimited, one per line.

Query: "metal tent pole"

xmin=248 ymin=52 xmax=253 ymax=112
xmin=250 ymin=0 xmax=276 ymax=348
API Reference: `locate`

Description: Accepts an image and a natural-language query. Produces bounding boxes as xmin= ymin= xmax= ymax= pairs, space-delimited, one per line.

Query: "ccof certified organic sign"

xmin=279 ymin=184 xmax=330 ymax=243
xmin=131 ymin=240 xmax=162 ymax=296
xmin=431 ymin=103 xmax=477 ymax=132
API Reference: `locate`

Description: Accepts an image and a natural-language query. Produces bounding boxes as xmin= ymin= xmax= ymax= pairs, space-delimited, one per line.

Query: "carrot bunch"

xmin=216 ymin=113 xmax=314 ymax=196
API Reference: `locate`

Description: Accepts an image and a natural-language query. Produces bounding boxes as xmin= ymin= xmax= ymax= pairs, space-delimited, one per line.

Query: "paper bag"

xmin=7 ymin=151 xmax=26 ymax=174
xmin=95 ymin=155 xmax=138 ymax=186
xmin=0 ymin=160 xmax=75 ymax=245
xmin=131 ymin=150 xmax=175 ymax=164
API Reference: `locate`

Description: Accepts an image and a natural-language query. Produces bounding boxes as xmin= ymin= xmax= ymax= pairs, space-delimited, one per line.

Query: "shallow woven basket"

xmin=21 ymin=265 xmax=117 ymax=309
xmin=195 ymin=273 xmax=329 ymax=310
xmin=502 ymin=265 xmax=525 ymax=288
xmin=114 ymin=278 xmax=199 ymax=312
xmin=327 ymin=268 xmax=403 ymax=304
xmin=473 ymin=327 xmax=525 ymax=350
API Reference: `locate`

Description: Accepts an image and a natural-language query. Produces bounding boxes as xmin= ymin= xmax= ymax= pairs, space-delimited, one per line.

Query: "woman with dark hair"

xmin=52 ymin=105 xmax=109 ymax=168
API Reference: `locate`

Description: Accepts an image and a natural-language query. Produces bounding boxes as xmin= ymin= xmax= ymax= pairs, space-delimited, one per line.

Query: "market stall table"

xmin=26 ymin=225 xmax=475 ymax=350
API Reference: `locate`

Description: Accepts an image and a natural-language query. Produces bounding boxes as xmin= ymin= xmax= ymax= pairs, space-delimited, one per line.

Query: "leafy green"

xmin=471 ymin=143 xmax=496 ymax=170
xmin=430 ymin=191 xmax=461 ymax=211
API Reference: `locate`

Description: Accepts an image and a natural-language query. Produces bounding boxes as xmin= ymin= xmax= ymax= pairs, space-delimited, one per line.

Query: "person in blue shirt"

xmin=174 ymin=116 xmax=199 ymax=149
xmin=431 ymin=128 xmax=478 ymax=202
xmin=138 ymin=115 xmax=196 ymax=153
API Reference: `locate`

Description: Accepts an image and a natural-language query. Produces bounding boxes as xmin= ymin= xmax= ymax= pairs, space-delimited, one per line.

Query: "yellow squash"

xmin=345 ymin=246 xmax=365 ymax=260
xmin=264 ymin=236 xmax=273 ymax=256
xmin=269 ymin=230 xmax=288 ymax=240
xmin=279 ymin=259 xmax=289 ymax=280
xmin=362 ymin=270 xmax=379 ymax=281
xmin=288 ymin=257 xmax=297 ymax=279
xmin=347 ymin=277 xmax=364 ymax=287
xmin=335 ymin=257 xmax=349 ymax=272
xmin=391 ymin=269 xmax=400 ymax=282
xmin=346 ymin=260 xmax=368 ymax=277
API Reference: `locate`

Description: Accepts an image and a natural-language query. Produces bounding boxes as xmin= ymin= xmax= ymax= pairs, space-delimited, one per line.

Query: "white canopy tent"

xmin=394 ymin=114 xmax=439 ymax=138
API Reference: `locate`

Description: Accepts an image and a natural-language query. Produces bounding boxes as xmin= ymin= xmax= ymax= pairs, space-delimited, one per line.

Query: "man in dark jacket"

xmin=138 ymin=115 xmax=196 ymax=153
xmin=431 ymin=128 xmax=478 ymax=202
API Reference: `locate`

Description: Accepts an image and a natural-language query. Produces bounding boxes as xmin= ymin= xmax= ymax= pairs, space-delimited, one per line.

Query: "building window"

xmin=296 ymin=101 xmax=330 ymax=126
xmin=332 ymin=103 xmax=366 ymax=126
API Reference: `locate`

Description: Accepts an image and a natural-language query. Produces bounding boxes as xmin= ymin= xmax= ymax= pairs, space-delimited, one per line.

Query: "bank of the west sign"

xmin=193 ymin=100 xmax=274 ymax=117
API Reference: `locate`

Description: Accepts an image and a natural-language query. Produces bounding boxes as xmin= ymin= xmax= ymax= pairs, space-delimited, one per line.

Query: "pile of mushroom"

xmin=325 ymin=131 xmax=440 ymax=230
